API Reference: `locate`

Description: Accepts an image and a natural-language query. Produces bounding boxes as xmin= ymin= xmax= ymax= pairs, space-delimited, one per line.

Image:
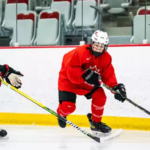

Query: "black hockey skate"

xmin=58 ymin=116 xmax=67 ymax=128
xmin=87 ymin=113 xmax=111 ymax=136
xmin=0 ymin=129 xmax=7 ymax=137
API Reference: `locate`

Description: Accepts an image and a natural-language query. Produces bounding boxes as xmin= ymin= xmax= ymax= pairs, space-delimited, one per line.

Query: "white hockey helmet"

xmin=91 ymin=30 xmax=109 ymax=50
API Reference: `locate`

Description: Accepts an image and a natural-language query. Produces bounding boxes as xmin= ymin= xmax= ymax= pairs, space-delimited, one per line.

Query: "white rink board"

xmin=0 ymin=46 xmax=150 ymax=118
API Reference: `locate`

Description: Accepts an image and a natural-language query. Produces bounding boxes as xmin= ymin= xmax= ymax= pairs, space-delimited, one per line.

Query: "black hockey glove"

xmin=0 ymin=64 xmax=23 ymax=89
xmin=112 ymin=83 xmax=127 ymax=102
xmin=82 ymin=69 xmax=100 ymax=86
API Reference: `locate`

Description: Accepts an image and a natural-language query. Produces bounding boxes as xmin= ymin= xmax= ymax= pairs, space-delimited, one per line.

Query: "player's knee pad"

xmin=58 ymin=101 xmax=76 ymax=116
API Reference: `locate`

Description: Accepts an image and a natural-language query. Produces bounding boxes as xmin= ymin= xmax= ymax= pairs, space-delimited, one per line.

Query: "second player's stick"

xmin=1 ymin=78 xmax=122 ymax=143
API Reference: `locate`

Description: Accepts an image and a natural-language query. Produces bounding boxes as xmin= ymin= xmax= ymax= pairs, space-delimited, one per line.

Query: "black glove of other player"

xmin=0 ymin=64 xmax=23 ymax=89
xmin=82 ymin=69 xmax=100 ymax=86
xmin=112 ymin=83 xmax=127 ymax=102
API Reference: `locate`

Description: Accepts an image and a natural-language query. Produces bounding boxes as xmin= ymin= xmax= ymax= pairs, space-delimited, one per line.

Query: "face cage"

xmin=91 ymin=41 xmax=108 ymax=51
xmin=88 ymin=41 xmax=108 ymax=57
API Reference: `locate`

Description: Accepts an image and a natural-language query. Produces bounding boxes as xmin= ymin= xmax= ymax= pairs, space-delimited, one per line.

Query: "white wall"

xmin=0 ymin=46 xmax=150 ymax=118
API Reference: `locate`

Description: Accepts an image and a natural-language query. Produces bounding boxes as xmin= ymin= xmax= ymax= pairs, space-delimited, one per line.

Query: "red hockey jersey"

xmin=58 ymin=44 xmax=118 ymax=95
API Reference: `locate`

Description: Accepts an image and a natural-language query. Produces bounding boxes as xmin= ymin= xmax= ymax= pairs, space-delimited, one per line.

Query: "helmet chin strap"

xmin=89 ymin=44 xmax=106 ymax=57
xmin=92 ymin=51 xmax=105 ymax=57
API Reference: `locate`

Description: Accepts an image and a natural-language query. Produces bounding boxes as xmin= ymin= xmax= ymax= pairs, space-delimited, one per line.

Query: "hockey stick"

xmin=1 ymin=78 xmax=120 ymax=143
xmin=1 ymin=79 xmax=123 ymax=142
xmin=85 ymin=86 xmax=100 ymax=99
xmin=103 ymin=84 xmax=150 ymax=115
xmin=85 ymin=81 xmax=102 ymax=99
xmin=0 ymin=79 xmax=100 ymax=142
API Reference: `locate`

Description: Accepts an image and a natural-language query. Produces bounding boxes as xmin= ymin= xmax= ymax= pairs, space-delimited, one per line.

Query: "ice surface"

xmin=0 ymin=125 xmax=150 ymax=150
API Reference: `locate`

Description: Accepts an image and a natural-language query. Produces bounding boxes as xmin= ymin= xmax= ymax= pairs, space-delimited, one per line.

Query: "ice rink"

xmin=0 ymin=125 xmax=150 ymax=150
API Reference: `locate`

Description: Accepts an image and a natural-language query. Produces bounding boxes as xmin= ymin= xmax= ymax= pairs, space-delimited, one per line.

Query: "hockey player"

xmin=57 ymin=30 xmax=127 ymax=135
xmin=0 ymin=64 xmax=23 ymax=137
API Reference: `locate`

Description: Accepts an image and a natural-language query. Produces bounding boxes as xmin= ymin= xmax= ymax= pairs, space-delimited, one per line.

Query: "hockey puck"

xmin=0 ymin=129 xmax=7 ymax=137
